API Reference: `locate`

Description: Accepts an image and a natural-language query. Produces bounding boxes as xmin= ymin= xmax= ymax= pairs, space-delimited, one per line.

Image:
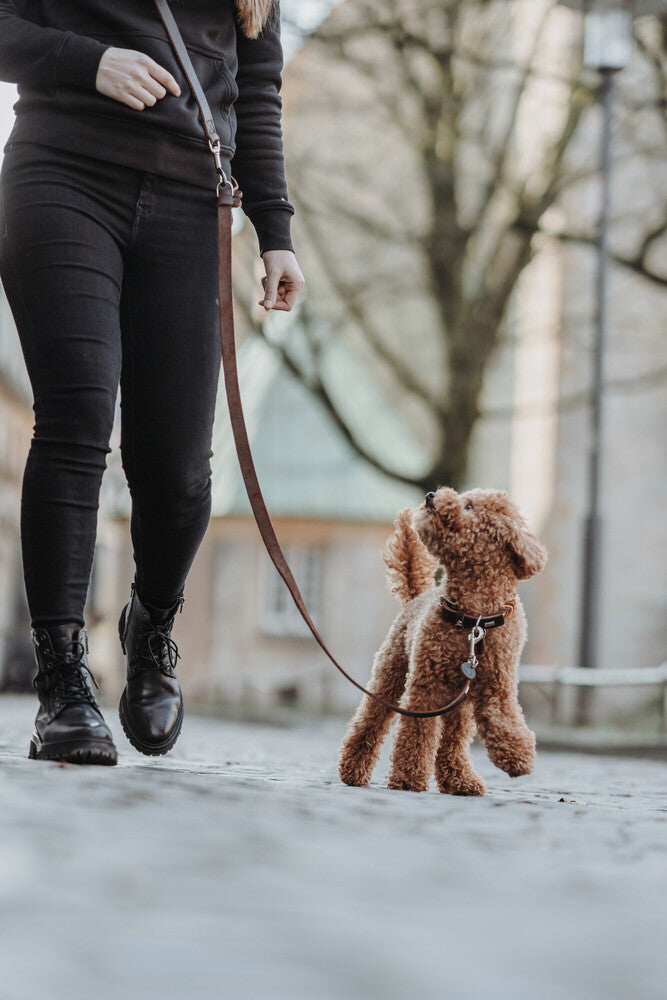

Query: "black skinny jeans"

xmin=0 ymin=141 xmax=222 ymax=627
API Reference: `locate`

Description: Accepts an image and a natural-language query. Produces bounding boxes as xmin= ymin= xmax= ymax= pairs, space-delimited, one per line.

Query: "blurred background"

xmin=0 ymin=0 xmax=665 ymax=737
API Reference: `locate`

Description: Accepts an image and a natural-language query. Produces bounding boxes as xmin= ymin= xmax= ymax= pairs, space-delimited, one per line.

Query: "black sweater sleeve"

xmin=0 ymin=1 xmax=108 ymax=90
xmin=232 ymin=0 xmax=295 ymax=257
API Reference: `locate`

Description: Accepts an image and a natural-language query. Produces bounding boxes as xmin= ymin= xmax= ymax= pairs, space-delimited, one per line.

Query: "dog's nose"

xmin=425 ymin=492 xmax=436 ymax=508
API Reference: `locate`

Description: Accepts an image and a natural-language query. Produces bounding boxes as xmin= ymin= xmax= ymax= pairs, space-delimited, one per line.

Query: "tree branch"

xmin=551 ymin=229 xmax=667 ymax=289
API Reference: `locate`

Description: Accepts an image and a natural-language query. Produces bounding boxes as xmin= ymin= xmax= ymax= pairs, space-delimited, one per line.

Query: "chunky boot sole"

xmin=118 ymin=688 xmax=184 ymax=757
xmin=28 ymin=733 xmax=118 ymax=766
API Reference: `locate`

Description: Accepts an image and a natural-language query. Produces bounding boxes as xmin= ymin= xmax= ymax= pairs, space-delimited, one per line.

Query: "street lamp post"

xmin=556 ymin=0 xmax=666 ymax=723
xmin=578 ymin=3 xmax=631 ymax=723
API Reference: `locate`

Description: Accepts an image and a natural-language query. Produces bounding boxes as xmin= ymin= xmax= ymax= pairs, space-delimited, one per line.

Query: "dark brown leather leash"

xmin=154 ymin=0 xmax=475 ymax=719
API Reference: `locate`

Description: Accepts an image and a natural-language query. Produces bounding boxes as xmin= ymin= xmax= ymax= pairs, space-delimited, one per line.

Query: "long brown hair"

xmin=235 ymin=0 xmax=277 ymax=39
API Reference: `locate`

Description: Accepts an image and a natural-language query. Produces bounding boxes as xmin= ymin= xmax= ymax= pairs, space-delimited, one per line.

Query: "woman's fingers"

xmin=123 ymin=93 xmax=148 ymax=111
xmin=282 ymin=285 xmax=302 ymax=310
xmin=268 ymin=299 xmax=295 ymax=312
xmin=132 ymin=84 xmax=165 ymax=108
xmin=142 ymin=78 xmax=168 ymax=103
xmin=264 ymin=281 xmax=302 ymax=311
xmin=96 ymin=48 xmax=181 ymax=108
xmin=258 ymin=280 xmax=303 ymax=310
xmin=144 ymin=57 xmax=181 ymax=97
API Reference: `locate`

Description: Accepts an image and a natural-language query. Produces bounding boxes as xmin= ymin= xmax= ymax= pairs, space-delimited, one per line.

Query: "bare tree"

xmin=235 ymin=0 xmax=666 ymax=491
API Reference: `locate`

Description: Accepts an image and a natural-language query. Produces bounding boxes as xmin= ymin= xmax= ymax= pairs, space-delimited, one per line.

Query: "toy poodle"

xmin=338 ymin=486 xmax=547 ymax=795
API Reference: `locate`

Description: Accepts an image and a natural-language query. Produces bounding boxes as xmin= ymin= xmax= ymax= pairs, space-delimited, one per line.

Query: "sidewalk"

xmin=1 ymin=693 xmax=666 ymax=1000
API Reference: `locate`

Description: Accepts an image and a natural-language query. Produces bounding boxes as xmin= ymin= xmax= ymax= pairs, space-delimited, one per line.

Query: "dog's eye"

xmin=464 ymin=502 xmax=474 ymax=510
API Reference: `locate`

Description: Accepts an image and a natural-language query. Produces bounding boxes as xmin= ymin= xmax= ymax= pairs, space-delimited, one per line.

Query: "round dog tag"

xmin=461 ymin=660 xmax=477 ymax=680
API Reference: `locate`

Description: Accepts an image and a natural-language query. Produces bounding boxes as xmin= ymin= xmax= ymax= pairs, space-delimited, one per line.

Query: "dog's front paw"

xmin=387 ymin=775 xmax=430 ymax=793
xmin=338 ymin=739 xmax=376 ymax=787
xmin=489 ymin=729 xmax=536 ymax=778
xmin=339 ymin=759 xmax=372 ymax=787
xmin=437 ymin=772 xmax=487 ymax=796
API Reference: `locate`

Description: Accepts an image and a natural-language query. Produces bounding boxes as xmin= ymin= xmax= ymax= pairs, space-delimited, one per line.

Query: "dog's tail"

xmin=382 ymin=507 xmax=438 ymax=605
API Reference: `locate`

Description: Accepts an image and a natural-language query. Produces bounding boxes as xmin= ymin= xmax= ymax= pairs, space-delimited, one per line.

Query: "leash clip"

xmin=469 ymin=623 xmax=485 ymax=649
xmin=209 ymin=137 xmax=234 ymax=199
xmin=460 ymin=618 xmax=485 ymax=682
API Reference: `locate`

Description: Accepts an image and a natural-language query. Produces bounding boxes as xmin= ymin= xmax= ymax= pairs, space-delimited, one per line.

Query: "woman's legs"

xmin=118 ymin=171 xmax=221 ymax=609
xmin=0 ymin=142 xmax=222 ymax=761
xmin=0 ymin=143 xmax=131 ymax=627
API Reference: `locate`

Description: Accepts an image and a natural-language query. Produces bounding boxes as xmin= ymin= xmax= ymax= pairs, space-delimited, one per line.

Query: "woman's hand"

xmin=96 ymin=47 xmax=181 ymax=110
xmin=259 ymin=251 xmax=305 ymax=312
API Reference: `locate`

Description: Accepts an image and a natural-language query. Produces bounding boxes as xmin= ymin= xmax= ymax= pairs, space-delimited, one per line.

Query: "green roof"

xmin=210 ymin=323 xmax=428 ymax=522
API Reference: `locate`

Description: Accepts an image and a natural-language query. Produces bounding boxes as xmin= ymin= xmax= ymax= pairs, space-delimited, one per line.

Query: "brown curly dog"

xmin=338 ymin=486 xmax=547 ymax=795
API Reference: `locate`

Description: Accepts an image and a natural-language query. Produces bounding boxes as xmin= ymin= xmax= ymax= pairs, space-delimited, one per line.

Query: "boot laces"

xmin=34 ymin=639 xmax=100 ymax=707
xmin=138 ymin=624 xmax=181 ymax=674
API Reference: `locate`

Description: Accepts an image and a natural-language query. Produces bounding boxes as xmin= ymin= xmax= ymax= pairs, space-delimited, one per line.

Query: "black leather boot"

xmin=28 ymin=623 xmax=118 ymax=765
xmin=118 ymin=582 xmax=185 ymax=756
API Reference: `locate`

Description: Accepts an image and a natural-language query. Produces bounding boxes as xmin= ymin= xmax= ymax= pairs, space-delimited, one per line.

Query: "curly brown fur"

xmin=383 ymin=507 xmax=438 ymax=605
xmin=235 ymin=0 xmax=277 ymax=39
xmin=338 ymin=487 xmax=547 ymax=794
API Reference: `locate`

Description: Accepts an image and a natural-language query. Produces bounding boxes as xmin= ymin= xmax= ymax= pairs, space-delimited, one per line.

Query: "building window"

xmin=258 ymin=544 xmax=322 ymax=637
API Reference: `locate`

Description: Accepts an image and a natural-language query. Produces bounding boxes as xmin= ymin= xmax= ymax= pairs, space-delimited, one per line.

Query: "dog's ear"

xmin=499 ymin=514 xmax=548 ymax=580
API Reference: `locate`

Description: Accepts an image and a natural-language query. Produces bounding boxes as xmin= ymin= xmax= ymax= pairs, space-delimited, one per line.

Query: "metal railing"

xmin=519 ymin=663 xmax=667 ymax=732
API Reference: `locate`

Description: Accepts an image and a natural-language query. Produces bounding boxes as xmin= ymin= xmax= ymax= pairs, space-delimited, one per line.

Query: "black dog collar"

xmin=439 ymin=594 xmax=517 ymax=631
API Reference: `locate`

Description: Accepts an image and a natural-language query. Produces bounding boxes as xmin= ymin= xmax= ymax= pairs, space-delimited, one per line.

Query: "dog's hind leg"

xmin=434 ymin=699 xmax=486 ymax=796
xmin=387 ymin=711 xmax=440 ymax=792
xmin=387 ymin=660 xmax=443 ymax=792
xmin=338 ymin=618 xmax=409 ymax=787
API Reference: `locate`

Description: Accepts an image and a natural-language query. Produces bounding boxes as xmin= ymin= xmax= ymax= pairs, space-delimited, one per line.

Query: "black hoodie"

xmin=0 ymin=0 xmax=294 ymax=255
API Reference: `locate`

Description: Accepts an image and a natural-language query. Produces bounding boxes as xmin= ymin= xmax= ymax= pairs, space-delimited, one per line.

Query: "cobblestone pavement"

xmin=0 ymin=694 xmax=666 ymax=1000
